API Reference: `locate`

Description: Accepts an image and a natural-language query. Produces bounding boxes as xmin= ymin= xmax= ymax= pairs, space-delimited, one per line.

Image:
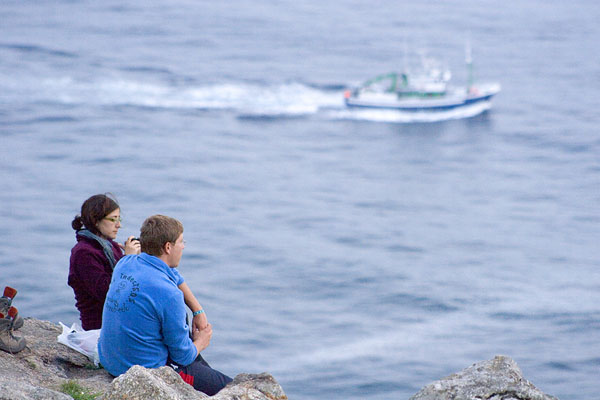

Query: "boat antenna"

xmin=402 ymin=36 xmax=408 ymax=73
xmin=465 ymin=33 xmax=473 ymax=90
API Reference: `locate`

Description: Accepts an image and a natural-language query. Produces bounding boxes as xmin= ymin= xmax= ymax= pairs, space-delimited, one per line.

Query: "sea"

xmin=1 ymin=1 xmax=599 ymax=399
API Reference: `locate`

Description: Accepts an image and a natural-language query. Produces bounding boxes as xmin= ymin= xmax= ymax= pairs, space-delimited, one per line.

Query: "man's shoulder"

xmin=114 ymin=256 xmax=177 ymax=288
xmin=116 ymin=253 xmax=138 ymax=264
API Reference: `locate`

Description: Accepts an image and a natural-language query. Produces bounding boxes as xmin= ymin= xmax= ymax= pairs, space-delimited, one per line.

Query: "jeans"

xmin=168 ymin=353 xmax=233 ymax=396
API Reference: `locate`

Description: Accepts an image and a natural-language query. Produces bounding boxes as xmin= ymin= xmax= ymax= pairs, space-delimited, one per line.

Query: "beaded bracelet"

xmin=192 ymin=309 xmax=205 ymax=317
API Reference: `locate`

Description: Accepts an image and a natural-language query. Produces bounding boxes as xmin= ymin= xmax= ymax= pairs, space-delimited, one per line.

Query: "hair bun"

xmin=71 ymin=215 xmax=83 ymax=231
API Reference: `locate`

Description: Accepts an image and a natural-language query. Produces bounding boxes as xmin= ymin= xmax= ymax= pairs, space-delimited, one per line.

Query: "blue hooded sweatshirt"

xmin=98 ymin=253 xmax=196 ymax=376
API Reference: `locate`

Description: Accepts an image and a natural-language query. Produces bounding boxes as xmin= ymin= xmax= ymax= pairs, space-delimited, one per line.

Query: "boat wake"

xmin=13 ymin=75 xmax=494 ymax=123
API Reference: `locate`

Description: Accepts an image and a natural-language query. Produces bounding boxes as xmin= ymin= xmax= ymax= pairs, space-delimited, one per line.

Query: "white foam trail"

xmin=17 ymin=75 xmax=493 ymax=121
xmin=33 ymin=76 xmax=344 ymax=115
xmin=186 ymin=81 xmax=345 ymax=116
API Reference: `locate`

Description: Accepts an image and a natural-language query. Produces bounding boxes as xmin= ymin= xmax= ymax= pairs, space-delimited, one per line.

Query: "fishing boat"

xmin=344 ymin=47 xmax=500 ymax=112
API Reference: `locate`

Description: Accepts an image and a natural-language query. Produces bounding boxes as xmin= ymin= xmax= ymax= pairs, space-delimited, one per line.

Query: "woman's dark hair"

xmin=72 ymin=193 xmax=120 ymax=235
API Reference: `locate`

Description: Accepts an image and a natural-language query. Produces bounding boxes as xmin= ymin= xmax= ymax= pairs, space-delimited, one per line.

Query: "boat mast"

xmin=400 ymin=36 xmax=409 ymax=88
xmin=465 ymin=34 xmax=473 ymax=91
xmin=402 ymin=37 xmax=408 ymax=73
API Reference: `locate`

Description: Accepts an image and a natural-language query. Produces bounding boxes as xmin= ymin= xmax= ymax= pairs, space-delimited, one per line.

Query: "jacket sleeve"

xmin=171 ymin=268 xmax=185 ymax=286
xmin=160 ymin=290 xmax=197 ymax=366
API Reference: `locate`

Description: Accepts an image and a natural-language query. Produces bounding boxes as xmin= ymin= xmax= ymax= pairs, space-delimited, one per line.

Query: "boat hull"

xmin=345 ymin=83 xmax=500 ymax=112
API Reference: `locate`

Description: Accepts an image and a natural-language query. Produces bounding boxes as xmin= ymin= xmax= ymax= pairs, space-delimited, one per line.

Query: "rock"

xmin=0 ymin=317 xmax=287 ymax=400
xmin=0 ymin=381 xmax=72 ymax=400
xmin=0 ymin=317 xmax=113 ymax=395
xmin=211 ymin=373 xmax=288 ymax=400
xmin=100 ymin=368 xmax=288 ymax=400
xmin=409 ymin=355 xmax=559 ymax=400
xmin=100 ymin=365 xmax=208 ymax=400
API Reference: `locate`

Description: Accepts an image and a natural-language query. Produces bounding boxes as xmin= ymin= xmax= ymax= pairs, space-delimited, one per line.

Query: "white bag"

xmin=57 ymin=322 xmax=100 ymax=366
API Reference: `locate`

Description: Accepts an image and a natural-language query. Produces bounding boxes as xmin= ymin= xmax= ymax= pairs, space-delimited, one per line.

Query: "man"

xmin=98 ymin=215 xmax=232 ymax=395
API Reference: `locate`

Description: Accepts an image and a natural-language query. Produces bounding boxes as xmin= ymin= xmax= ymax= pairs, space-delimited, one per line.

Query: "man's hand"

xmin=192 ymin=323 xmax=212 ymax=353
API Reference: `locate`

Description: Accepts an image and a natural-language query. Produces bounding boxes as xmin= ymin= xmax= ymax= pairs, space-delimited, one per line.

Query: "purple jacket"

xmin=68 ymin=235 xmax=123 ymax=330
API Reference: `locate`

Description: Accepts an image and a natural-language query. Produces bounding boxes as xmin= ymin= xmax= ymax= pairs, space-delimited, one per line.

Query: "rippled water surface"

xmin=1 ymin=1 xmax=599 ymax=399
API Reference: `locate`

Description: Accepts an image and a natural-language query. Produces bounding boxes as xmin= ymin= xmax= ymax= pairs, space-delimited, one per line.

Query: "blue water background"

xmin=1 ymin=1 xmax=599 ymax=399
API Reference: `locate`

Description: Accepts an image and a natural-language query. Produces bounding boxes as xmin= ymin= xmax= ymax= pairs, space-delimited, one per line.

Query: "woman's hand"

xmin=124 ymin=236 xmax=141 ymax=255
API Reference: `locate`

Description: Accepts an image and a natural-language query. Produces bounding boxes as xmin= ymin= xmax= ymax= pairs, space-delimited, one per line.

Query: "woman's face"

xmin=97 ymin=208 xmax=121 ymax=240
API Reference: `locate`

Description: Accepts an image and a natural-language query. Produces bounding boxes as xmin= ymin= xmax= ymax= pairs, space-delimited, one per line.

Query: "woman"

xmin=69 ymin=194 xmax=140 ymax=330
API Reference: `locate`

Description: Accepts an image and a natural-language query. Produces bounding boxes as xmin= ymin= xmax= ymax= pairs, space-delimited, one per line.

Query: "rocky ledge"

xmin=0 ymin=318 xmax=558 ymax=400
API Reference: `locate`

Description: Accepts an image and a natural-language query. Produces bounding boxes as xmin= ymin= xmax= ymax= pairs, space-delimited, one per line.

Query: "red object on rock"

xmin=3 ymin=287 xmax=17 ymax=300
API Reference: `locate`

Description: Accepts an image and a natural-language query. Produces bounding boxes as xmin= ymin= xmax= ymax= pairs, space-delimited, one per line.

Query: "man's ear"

xmin=162 ymin=241 xmax=172 ymax=255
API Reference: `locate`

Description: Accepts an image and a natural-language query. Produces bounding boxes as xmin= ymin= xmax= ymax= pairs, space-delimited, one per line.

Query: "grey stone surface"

xmin=100 ymin=365 xmax=208 ymax=400
xmin=100 ymin=367 xmax=289 ymax=400
xmin=211 ymin=373 xmax=288 ymax=400
xmin=409 ymin=355 xmax=559 ymax=400
xmin=0 ymin=381 xmax=72 ymax=400
xmin=0 ymin=317 xmax=113 ymax=395
xmin=0 ymin=317 xmax=287 ymax=400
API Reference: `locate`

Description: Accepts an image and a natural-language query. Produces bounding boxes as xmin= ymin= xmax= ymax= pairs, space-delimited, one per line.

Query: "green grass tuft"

xmin=59 ymin=380 xmax=101 ymax=400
